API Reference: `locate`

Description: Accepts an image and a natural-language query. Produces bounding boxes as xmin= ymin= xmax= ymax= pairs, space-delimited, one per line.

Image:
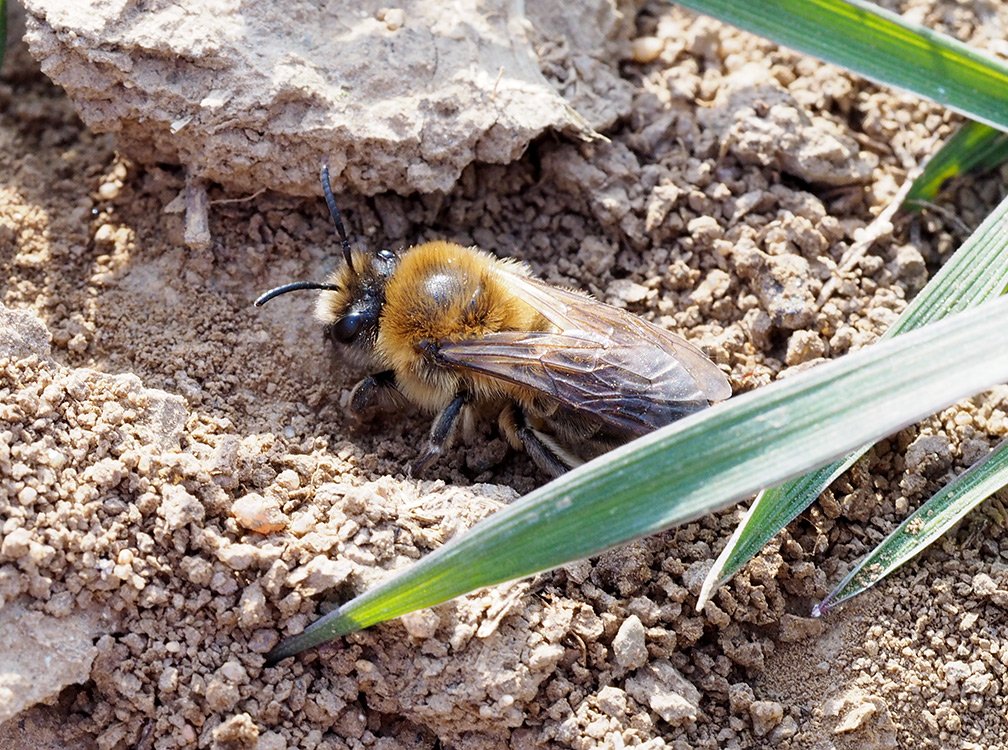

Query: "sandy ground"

xmin=3 ymin=1 xmax=1008 ymax=749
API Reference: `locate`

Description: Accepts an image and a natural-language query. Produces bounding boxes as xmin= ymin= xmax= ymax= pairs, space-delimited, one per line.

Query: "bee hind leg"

xmin=411 ymin=393 xmax=467 ymax=476
xmin=498 ymin=404 xmax=572 ymax=479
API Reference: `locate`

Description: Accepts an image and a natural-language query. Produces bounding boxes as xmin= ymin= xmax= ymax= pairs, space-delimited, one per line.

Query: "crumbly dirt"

xmin=3 ymin=1 xmax=1008 ymax=749
xmin=19 ymin=0 xmax=631 ymax=197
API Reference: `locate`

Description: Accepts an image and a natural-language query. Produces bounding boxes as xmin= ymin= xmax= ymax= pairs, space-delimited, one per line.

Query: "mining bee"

xmin=255 ymin=167 xmax=731 ymax=477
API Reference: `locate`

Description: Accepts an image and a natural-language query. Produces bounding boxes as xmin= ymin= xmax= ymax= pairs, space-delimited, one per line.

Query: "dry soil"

xmin=2 ymin=2 xmax=1008 ymax=749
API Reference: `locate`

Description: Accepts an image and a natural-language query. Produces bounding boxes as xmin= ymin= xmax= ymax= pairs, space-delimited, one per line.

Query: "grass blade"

xmin=267 ymin=295 xmax=1008 ymax=662
xmin=675 ymin=0 xmax=1008 ymax=131
xmin=905 ymin=121 xmax=1008 ymax=207
xmin=699 ymin=192 xmax=1008 ymax=607
xmin=816 ymin=437 xmax=1008 ymax=614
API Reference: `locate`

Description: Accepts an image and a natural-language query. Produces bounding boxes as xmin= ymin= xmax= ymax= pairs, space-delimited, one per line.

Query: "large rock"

xmin=0 ymin=601 xmax=112 ymax=723
xmin=22 ymin=0 xmax=638 ymax=196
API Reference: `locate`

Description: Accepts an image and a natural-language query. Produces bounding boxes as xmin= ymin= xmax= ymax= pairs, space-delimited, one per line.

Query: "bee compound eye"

xmin=331 ymin=313 xmax=364 ymax=343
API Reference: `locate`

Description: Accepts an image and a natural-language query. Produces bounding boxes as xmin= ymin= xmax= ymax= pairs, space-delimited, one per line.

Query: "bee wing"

xmin=433 ymin=271 xmax=730 ymax=436
xmin=493 ymin=267 xmax=732 ymax=403
xmin=434 ymin=330 xmax=714 ymax=436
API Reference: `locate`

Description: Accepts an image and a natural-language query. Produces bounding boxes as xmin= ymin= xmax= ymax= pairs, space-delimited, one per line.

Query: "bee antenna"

xmin=254 ymin=281 xmax=340 ymax=307
xmin=320 ymin=162 xmax=355 ymax=274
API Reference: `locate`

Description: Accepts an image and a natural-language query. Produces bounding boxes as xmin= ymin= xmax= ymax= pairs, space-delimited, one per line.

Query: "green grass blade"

xmin=675 ymin=0 xmax=1008 ymax=131
xmin=905 ymin=121 xmax=1008 ymax=207
xmin=698 ymin=192 xmax=1008 ymax=608
xmin=267 ymin=296 xmax=1008 ymax=662
xmin=816 ymin=438 xmax=1008 ymax=614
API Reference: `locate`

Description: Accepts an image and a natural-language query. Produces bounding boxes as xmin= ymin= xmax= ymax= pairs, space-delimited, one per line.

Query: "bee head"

xmin=254 ymin=164 xmax=398 ymax=352
xmin=315 ymin=246 xmax=397 ymax=349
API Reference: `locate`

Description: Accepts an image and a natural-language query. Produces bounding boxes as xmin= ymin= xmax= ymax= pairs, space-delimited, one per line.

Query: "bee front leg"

xmin=349 ymin=370 xmax=399 ymax=419
xmin=411 ymin=393 xmax=467 ymax=476
xmin=498 ymin=403 xmax=572 ymax=479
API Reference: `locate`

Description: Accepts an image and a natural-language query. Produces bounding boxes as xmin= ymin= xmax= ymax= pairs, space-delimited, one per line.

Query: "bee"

xmin=255 ymin=166 xmax=731 ymax=477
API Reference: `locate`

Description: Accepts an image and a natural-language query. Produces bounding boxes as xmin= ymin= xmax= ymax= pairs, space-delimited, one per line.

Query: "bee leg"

xmin=498 ymin=404 xmax=569 ymax=478
xmin=349 ymin=370 xmax=399 ymax=419
xmin=411 ymin=393 xmax=467 ymax=476
xmin=461 ymin=404 xmax=478 ymax=443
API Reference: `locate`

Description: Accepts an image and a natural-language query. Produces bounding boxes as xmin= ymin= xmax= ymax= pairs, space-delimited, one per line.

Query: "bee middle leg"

xmin=411 ymin=393 xmax=467 ymax=476
xmin=498 ymin=403 xmax=571 ymax=479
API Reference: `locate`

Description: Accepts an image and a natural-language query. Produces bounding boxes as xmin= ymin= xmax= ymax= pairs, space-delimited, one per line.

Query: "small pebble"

xmin=612 ymin=614 xmax=648 ymax=670
xmin=1 ymin=528 xmax=32 ymax=558
xmin=750 ymin=700 xmax=784 ymax=736
xmin=631 ymin=36 xmax=664 ymax=64
xmin=609 ymin=279 xmax=649 ymax=304
xmin=98 ymin=181 xmax=121 ymax=201
xmin=273 ymin=469 xmax=300 ymax=491
xmin=231 ymin=492 xmax=288 ymax=534
xmin=378 ymin=7 xmax=405 ymax=31
xmin=93 ymin=224 xmax=116 ymax=244
xmin=596 ymin=686 xmax=627 ymax=717
xmin=217 ymin=543 xmax=258 ymax=571
xmin=401 ymin=609 xmax=440 ymax=639
xmin=785 ymin=329 xmax=825 ymax=366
